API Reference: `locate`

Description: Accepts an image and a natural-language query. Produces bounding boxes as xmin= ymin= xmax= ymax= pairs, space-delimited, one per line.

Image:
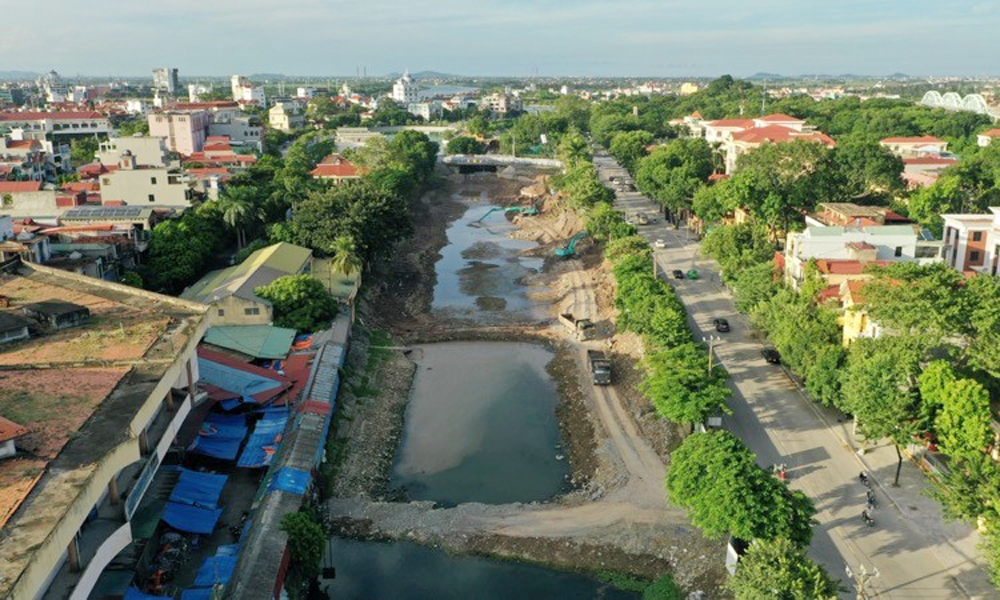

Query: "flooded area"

xmin=324 ymin=537 xmax=638 ymax=600
xmin=389 ymin=342 xmax=569 ymax=506
xmin=431 ymin=195 xmax=547 ymax=320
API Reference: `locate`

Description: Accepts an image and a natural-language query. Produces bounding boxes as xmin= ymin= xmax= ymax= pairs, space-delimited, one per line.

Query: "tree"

xmin=586 ymin=203 xmax=635 ymax=242
xmin=144 ymin=207 xmax=225 ymax=293
xmin=701 ymin=222 xmax=774 ymax=283
xmin=255 ymin=274 xmax=338 ymax=332
xmin=70 ymin=136 xmax=100 ymax=166
xmin=936 ymin=378 xmax=993 ymax=460
xmin=824 ymin=139 xmax=905 ymax=204
xmin=445 ymin=136 xmax=485 ymax=155
xmin=666 ymin=431 xmax=816 ymax=546
xmin=917 ymin=360 xmax=956 ymax=430
xmin=280 ymin=511 xmax=325 ymax=580
xmin=604 ymin=235 xmax=651 ymax=263
xmin=640 ymin=342 xmax=731 ymax=425
xmin=964 ymin=274 xmax=1000 ymax=379
xmin=120 ymin=271 xmax=143 ymax=288
xmin=860 ymin=262 xmax=966 ymax=344
xmin=728 ymin=538 xmax=841 ymax=600
xmin=116 ymin=118 xmax=149 ymax=137
xmin=217 ymin=185 xmax=261 ymax=248
xmin=635 ymin=139 xmax=713 ymax=217
xmin=330 ymin=234 xmax=363 ymax=276
xmin=609 ymin=130 xmax=654 ymax=172
xmin=840 ymin=336 xmax=924 ymax=485
xmin=642 ymin=574 xmax=684 ymax=600
xmin=731 ymin=262 xmax=779 ymax=314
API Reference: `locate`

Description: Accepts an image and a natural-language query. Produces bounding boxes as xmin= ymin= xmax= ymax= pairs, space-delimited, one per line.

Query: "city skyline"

xmin=2 ymin=0 xmax=998 ymax=78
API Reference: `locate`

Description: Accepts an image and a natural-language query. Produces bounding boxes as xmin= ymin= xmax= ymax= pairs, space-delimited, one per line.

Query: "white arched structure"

xmin=920 ymin=91 xmax=999 ymax=119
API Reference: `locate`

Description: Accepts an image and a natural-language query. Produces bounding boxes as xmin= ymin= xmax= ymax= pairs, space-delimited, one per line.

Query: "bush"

xmin=279 ymin=511 xmax=325 ymax=580
xmin=255 ymin=274 xmax=338 ymax=332
xmin=643 ymin=574 xmax=684 ymax=600
xmin=233 ymin=238 xmax=270 ymax=264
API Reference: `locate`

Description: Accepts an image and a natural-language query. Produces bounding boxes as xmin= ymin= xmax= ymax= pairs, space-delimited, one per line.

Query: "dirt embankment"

xmin=326 ymin=168 xmax=727 ymax=597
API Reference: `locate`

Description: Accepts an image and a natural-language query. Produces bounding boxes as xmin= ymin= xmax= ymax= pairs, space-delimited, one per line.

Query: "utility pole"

xmin=703 ymin=335 xmax=720 ymax=375
xmin=845 ymin=564 xmax=880 ymax=600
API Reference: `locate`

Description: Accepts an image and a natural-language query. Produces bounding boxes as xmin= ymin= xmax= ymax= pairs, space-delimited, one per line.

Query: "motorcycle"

xmin=861 ymin=509 xmax=875 ymax=527
xmin=859 ymin=471 xmax=871 ymax=488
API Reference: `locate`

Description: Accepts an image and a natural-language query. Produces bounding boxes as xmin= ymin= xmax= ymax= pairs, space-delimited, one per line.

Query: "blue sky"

xmin=4 ymin=1 xmax=998 ymax=77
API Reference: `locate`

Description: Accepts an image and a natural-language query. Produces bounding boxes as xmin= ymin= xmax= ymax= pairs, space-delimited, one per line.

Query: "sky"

xmin=3 ymin=0 xmax=999 ymax=78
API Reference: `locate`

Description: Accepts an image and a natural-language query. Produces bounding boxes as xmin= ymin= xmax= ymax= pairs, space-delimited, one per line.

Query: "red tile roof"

xmin=708 ymin=173 xmax=730 ymax=182
xmin=61 ymin=182 xmax=100 ymax=193
xmin=903 ymin=157 xmax=957 ymax=165
xmin=6 ymin=140 xmax=37 ymax=149
xmin=732 ymin=125 xmax=836 ymax=147
xmin=980 ymin=129 xmax=1000 ymax=138
xmin=817 ymin=284 xmax=842 ymax=302
xmin=847 ymin=241 xmax=876 ymax=251
xmin=707 ymin=118 xmax=755 ymax=129
xmin=815 ymin=259 xmax=888 ymax=275
xmin=0 ymin=416 xmax=28 ymax=443
xmin=844 ymin=280 xmax=869 ymax=304
xmin=756 ymin=113 xmax=804 ymax=122
xmin=197 ymin=347 xmax=292 ymax=404
xmin=880 ymin=135 xmax=945 ymax=144
xmin=690 ymin=111 xmax=703 ymax=119
xmin=0 ymin=181 xmax=42 ymax=193
xmin=310 ymin=163 xmax=360 ymax=178
xmin=0 ymin=111 xmax=104 ymax=121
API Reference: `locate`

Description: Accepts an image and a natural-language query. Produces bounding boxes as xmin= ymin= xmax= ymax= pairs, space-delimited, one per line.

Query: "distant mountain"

xmin=0 ymin=71 xmax=40 ymax=81
xmin=748 ymin=72 xmax=784 ymax=80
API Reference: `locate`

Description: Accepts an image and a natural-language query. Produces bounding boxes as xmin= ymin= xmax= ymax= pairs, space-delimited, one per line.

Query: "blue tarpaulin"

xmin=169 ymin=469 xmax=228 ymax=508
xmin=190 ymin=413 xmax=248 ymax=460
xmin=199 ymin=355 xmax=286 ymax=401
xmin=180 ymin=589 xmax=213 ymax=600
xmin=193 ymin=554 xmax=238 ymax=587
xmin=267 ymin=467 xmax=311 ymax=495
xmin=162 ymin=502 xmax=224 ymax=535
xmin=124 ymin=587 xmax=173 ymax=600
xmin=236 ymin=412 xmax=288 ymax=468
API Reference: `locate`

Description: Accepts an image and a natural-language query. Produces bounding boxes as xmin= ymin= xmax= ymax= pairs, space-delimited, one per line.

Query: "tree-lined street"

xmin=594 ymin=151 xmax=998 ymax=599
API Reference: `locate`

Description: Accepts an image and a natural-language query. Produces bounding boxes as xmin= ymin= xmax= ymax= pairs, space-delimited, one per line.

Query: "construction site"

xmin=324 ymin=166 xmax=727 ymax=597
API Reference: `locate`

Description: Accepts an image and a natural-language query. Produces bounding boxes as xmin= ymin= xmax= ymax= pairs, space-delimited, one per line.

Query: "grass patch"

xmin=642 ymin=574 xmax=684 ymax=600
xmin=596 ymin=570 xmax=650 ymax=593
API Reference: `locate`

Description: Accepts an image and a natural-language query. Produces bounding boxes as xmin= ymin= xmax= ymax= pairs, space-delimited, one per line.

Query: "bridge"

xmin=920 ymin=91 xmax=1000 ymax=120
xmin=442 ymin=154 xmax=563 ymax=173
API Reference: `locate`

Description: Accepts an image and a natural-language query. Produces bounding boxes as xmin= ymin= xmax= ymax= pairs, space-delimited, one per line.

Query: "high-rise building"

xmin=152 ymin=67 xmax=180 ymax=95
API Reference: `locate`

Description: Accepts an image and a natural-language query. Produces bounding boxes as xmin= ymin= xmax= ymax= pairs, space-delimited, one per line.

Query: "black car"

xmin=672 ymin=269 xmax=685 ymax=279
xmin=713 ymin=318 xmax=730 ymax=333
xmin=761 ymin=348 xmax=781 ymax=364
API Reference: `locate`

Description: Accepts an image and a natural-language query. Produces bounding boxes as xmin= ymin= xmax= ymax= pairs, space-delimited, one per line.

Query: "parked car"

xmin=686 ymin=269 xmax=699 ymax=279
xmin=761 ymin=348 xmax=781 ymax=364
xmin=713 ymin=318 xmax=730 ymax=332
xmin=654 ymin=239 xmax=667 ymax=249
xmin=672 ymin=269 xmax=685 ymax=279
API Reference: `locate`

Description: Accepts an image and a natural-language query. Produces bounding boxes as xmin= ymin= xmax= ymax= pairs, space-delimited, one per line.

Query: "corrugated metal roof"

xmin=203 ymin=325 xmax=296 ymax=360
xmin=179 ymin=242 xmax=312 ymax=304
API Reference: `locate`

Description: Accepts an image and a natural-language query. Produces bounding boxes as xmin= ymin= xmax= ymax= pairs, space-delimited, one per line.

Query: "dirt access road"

xmin=329 ymin=170 xmax=726 ymax=593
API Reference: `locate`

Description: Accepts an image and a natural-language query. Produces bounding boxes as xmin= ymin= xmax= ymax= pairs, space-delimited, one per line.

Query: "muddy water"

xmin=324 ymin=537 xmax=638 ymax=600
xmin=432 ymin=197 xmax=546 ymax=319
xmin=389 ymin=342 xmax=569 ymax=506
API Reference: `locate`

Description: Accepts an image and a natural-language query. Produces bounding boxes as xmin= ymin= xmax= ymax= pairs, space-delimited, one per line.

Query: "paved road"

xmin=593 ymin=152 xmax=997 ymax=599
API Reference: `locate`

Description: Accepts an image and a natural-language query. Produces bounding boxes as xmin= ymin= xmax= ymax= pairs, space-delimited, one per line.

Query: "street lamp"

xmin=703 ymin=335 xmax=721 ymax=376
xmin=845 ymin=563 xmax=879 ymax=600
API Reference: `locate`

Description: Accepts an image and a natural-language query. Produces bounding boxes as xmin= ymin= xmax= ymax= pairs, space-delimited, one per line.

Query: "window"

xmin=971 ymin=250 xmax=981 ymax=262
xmin=102 ymin=177 xmax=111 ymax=186
xmin=973 ymin=231 xmax=983 ymax=242
xmin=217 ymin=309 xmax=225 ymax=317
xmin=148 ymin=194 xmax=155 ymax=202
xmin=244 ymin=307 xmax=260 ymax=316
xmin=894 ymin=246 xmax=903 ymax=257
xmin=150 ymin=177 xmax=157 ymax=185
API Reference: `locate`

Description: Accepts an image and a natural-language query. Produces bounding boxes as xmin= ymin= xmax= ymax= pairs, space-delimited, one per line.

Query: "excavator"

xmin=474 ymin=205 xmax=539 ymax=223
xmin=555 ymin=231 xmax=587 ymax=258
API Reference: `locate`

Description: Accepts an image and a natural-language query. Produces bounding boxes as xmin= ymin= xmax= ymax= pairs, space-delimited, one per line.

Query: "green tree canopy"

xmin=635 ymin=138 xmax=713 ymax=214
xmin=936 ymin=378 xmax=994 ymax=460
xmin=640 ymin=342 xmax=732 ymax=425
xmin=728 ymin=538 xmax=841 ymax=600
xmin=445 ymin=136 xmax=485 ymax=155
xmin=609 ymin=130 xmax=654 ymax=172
xmin=279 ymin=511 xmax=326 ymax=580
xmin=255 ymin=274 xmax=338 ymax=332
xmin=701 ymin=221 xmax=774 ymax=283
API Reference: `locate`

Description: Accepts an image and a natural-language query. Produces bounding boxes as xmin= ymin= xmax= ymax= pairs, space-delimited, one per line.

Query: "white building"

xmin=879 ymin=136 xmax=948 ymax=158
xmin=152 ymin=67 xmax=180 ymax=95
xmin=406 ymin=102 xmax=442 ymax=122
xmin=0 ymin=111 xmax=112 ymax=138
xmin=392 ymin=71 xmax=420 ymax=105
xmin=269 ymin=102 xmax=304 ymax=132
xmin=480 ymin=92 xmax=523 ymax=115
xmin=783 ymin=225 xmax=944 ymax=289
xmin=98 ymin=151 xmax=196 ymax=207
xmin=297 ymin=87 xmax=316 ymax=99
xmin=96 ymin=137 xmax=170 ymax=168
xmin=187 ymin=84 xmax=212 ymax=103
xmin=977 ymin=129 xmax=1000 ymax=147
xmin=230 ymin=75 xmax=266 ymax=108
xmin=942 ymin=208 xmax=1000 ymax=276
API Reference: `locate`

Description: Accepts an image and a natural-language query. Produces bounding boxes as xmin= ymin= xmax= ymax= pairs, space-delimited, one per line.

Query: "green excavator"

xmin=555 ymin=231 xmax=587 ymax=258
xmin=474 ymin=206 xmax=539 ymax=223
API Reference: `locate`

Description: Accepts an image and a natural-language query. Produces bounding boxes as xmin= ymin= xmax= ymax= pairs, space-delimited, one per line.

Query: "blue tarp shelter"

xmin=180 ymin=589 xmax=214 ymax=600
xmin=193 ymin=554 xmax=238 ymax=587
xmin=189 ymin=413 xmax=249 ymax=460
xmin=198 ymin=354 xmax=287 ymax=402
xmin=267 ymin=467 xmax=311 ymax=495
xmin=237 ymin=411 xmax=289 ymax=468
xmin=124 ymin=587 xmax=173 ymax=600
xmin=161 ymin=469 xmax=228 ymax=534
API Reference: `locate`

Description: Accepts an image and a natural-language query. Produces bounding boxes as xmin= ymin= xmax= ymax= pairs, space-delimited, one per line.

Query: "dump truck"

xmin=559 ymin=312 xmax=595 ymax=340
xmin=587 ymin=350 xmax=612 ymax=385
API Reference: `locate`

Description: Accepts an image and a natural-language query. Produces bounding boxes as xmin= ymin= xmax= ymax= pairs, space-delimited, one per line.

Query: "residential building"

xmin=839 ymin=280 xmax=882 ymax=346
xmin=309 ymin=153 xmax=361 ymax=183
xmin=152 ymin=68 xmax=180 ymax=95
xmin=59 ymin=205 xmax=159 ymax=238
xmin=160 ymin=102 xmax=263 ymax=151
xmin=806 ymin=202 xmax=912 ymax=228
xmin=98 ymin=151 xmax=196 ymax=208
xmin=480 ymin=92 xmax=523 ymax=115
xmin=0 ymin=224 xmax=53 ymax=264
xmin=406 ymin=101 xmax=443 ymax=121
xmin=297 ymin=87 xmax=316 ymax=99
xmin=0 ymin=111 xmax=112 ymax=138
xmin=782 ymin=224 xmax=944 ymax=289
xmin=703 ymin=118 xmax=755 ymax=144
xmin=668 ymin=111 xmax=708 ymax=138
xmin=0 ymin=181 xmax=83 ymax=220
xmin=268 ymin=102 xmax=304 ymax=132
xmin=941 ymin=207 xmax=1000 ymax=275
xmin=392 ymin=71 xmax=420 ymax=105
xmin=148 ymin=110 xmax=210 ymax=155
xmin=879 ymin=135 xmax=948 ymax=158
xmin=725 ymin=125 xmax=835 ymax=173
xmin=0 ymin=259 xmax=210 ymax=600
xmin=187 ymin=84 xmax=212 ymax=103
xmin=96 ymin=136 xmax=171 ymax=168
xmin=977 ymin=129 xmax=1000 ymax=147
xmin=179 ymin=242 xmax=313 ymax=325
xmin=230 ymin=75 xmax=266 ymax=108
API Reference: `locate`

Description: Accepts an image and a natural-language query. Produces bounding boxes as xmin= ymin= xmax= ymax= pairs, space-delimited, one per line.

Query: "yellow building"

xmin=839 ymin=280 xmax=881 ymax=346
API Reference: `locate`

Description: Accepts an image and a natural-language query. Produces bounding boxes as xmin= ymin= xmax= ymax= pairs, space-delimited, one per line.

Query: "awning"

xmin=203 ymin=325 xmax=297 ymax=360
xmin=237 ymin=412 xmax=288 ymax=468
xmin=162 ymin=502 xmax=224 ymax=535
xmin=180 ymin=589 xmax=214 ymax=600
xmin=193 ymin=554 xmax=238 ymax=587
xmin=267 ymin=467 xmax=311 ymax=495
xmin=189 ymin=413 xmax=249 ymax=461
xmin=169 ymin=469 xmax=228 ymax=508
xmin=124 ymin=588 xmax=173 ymax=600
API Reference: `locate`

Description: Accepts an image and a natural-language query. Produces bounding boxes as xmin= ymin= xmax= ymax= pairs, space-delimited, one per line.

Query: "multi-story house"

xmin=268 ymin=102 xmax=304 ymax=132
xmin=98 ymin=151 xmax=196 ymax=208
xmin=0 ymin=111 xmax=112 ymax=138
xmin=941 ymin=208 xmax=1000 ymax=276
xmin=879 ymin=135 xmax=949 ymax=158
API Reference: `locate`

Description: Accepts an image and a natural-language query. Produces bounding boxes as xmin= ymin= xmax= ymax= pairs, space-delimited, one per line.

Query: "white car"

xmin=654 ymin=239 xmax=667 ymax=249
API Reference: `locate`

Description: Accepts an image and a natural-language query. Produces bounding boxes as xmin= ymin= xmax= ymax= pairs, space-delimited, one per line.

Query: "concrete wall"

xmin=0 ymin=190 xmax=61 ymax=218
xmin=100 ymin=168 xmax=192 ymax=207
xmin=210 ymin=295 xmax=272 ymax=326
xmin=67 ymin=522 xmax=132 ymax=600
xmin=149 ymin=112 xmax=209 ymax=155
xmin=96 ymin=137 xmax=169 ymax=168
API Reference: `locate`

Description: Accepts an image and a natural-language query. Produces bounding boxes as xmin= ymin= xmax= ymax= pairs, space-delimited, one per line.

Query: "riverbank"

xmin=325 ymin=168 xmax=727 ymax=596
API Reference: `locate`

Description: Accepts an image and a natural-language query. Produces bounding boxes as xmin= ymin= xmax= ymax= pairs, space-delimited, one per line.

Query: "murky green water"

xmin=390 ymin=342 xmax=569 ymax=506
xmin=323 ymin=537 xmax=639 ymax=600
